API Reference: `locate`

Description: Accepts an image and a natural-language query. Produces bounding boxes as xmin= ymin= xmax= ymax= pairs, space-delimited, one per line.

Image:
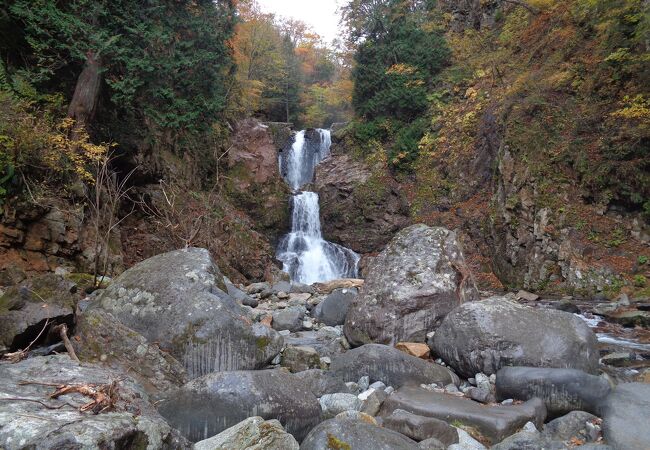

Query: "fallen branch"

xmin=0 ymin=397 xmax=72 ymax=410
xmin=51 ymin=324 xmax=80 ymax=363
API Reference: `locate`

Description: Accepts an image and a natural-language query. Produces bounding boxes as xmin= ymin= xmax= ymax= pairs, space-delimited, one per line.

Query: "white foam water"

xmin=277 ymin=129 xmax=359 ymax=284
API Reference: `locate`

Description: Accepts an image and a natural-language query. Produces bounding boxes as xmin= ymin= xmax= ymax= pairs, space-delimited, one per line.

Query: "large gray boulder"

xmin=496 ymin=367 xmax=610 ymax=416
xmin=380 ymin=386 xmax=546 ymax=445
xmin=92 ymin=248 xmax=283 ymax=378
xmin=193 ymin=417 xmax=298 ymax=450
xmin=300 ymin=418 xmax=419 ymax=450
xmin=599 ymin=383 xmax=650 ymax=450
xmin=432 ymin=297 xmax=599 ymax=377
xmin=330 ymin=344 xmax=458 ymax=389
xmin=313 ymin=287 xmax=357 ymax=326
xmin=344 ymin=225 xmax=479 ymax=346
xmin=74 ymin=308 xmax=188 ymax=400
xmin=158 ymin=369 xmax=321 ymax=442
xmin=0 ymin=355 xmax=188 ymax=450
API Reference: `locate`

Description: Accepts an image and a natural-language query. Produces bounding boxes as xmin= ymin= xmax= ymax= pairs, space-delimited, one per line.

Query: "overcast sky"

xmin=256 ymin=0 xmax=343 ymax=45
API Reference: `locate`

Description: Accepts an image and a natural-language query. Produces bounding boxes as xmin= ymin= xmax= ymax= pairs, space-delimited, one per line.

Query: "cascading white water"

xmin=277 ymin=129 xmax=359 ymax=284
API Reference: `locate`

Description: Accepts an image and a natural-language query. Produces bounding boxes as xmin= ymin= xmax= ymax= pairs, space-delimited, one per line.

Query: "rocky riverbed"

xmin=1 ymin=224 xmax=649 ymax=449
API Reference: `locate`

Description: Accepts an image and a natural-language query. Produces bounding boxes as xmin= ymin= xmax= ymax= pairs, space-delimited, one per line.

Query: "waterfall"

xmin=277 ymin=129 xmax=359 ymax=284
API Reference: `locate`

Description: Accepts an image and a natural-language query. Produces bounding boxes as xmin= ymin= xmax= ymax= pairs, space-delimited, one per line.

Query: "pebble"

xmin=369 ymin=381 xmax=387 ymax=391
xmin=279 ymin=330 xmax=291 ymax=336
xmin=501 ymin=399 xmax=514 ymax=405
xmin=384 ymin=386 xmax=395 ymax=395
xmin=302 ymin=320 xmax=313 ymax=330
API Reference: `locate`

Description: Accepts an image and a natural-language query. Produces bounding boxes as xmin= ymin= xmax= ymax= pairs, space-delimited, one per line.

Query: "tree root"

xmin=18 ymin=379 xmax=122 ymax=414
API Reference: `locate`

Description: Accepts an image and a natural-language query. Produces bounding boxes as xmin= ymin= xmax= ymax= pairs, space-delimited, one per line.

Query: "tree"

xmin=346 ymin=0 xmax=450 ymax=120
xmin=6 ymin=0 xmax=236 ymax=139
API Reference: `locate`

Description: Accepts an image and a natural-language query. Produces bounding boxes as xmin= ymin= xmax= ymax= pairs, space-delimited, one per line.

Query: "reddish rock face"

xmin=228 ymin=119 xmax=283 ymax=187
xmin=313 ymin=147 xmax=411 ymax=255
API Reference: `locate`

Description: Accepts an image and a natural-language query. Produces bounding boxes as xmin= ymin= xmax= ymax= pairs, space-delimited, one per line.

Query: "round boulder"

xmin=344 ymin=225 xmax=479 ymax=346
xmin=92 ymin=248 xmax=283 ymax=379
xmin=432 ymin=297 xmax=599 ymax=378
xmin=301 ymin=418 xmax=419 ymax=450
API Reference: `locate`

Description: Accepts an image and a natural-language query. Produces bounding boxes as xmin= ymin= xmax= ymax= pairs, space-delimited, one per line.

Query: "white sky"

xmin=256 ymin=0 xmax=343 ymax=45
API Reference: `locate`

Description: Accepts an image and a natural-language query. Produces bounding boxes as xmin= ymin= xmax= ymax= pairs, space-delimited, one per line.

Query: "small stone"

xmin=320 ymin=356 xmax=331 ymax=366
xmin=99 ymin=354 xmax=107 ymax=362
xmin=469 ymin=387 xmax=494 ymax=404
xmin=302 ymin=320 xmax=313 ymax=330
xmin=277 ymin=291 xmax=289 ymax=299
xmin=281 ymin=346 xmax=320 ymax=373
xmin=319 ymin=393 xmax=362 ymax=419
xmin=289 ymin=293 xmax=311 ymax=303
xmin=279 ymin=330 xmax=291 ymax=336
xmin=260 ymin=315 xmax=273 ymax=327
xmin=385 ymin=386 xmax=395 ymax=395
xmin=358 ymin=375 xmax=370 ymax=391
xmin=370 ymin=381 xmax=387 ymax=391
xmin=501 ymin=399 xmax=514 ymax=405
xmin=271 ymin=354 xmax=281 ymax=365
xmin=489 ymin=374 xmax=497 ymax=384
xmin=445 ymin=384 xmax=460 ymax=394
xmin=358 ymin=388 xmax=387 ymax=416
xmin=395 ymin=342 xmax=431 ymax=359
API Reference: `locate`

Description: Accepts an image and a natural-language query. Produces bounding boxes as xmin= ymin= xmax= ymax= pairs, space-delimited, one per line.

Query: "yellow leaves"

xmin=46 ymin=118 xmax=110 ymax=183
xmin=386 ymin=63 xmax=418 ymax=75
xmin=611 ymin=94 xmax=650 ymax=121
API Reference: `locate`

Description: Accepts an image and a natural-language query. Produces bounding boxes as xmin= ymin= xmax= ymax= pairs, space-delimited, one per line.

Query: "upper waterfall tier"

xmin=279 ymin=129 xmax=331 ymax=190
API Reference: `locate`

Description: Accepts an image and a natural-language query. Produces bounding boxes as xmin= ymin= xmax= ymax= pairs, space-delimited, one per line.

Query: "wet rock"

xmin=320 ymin=393 xmax=362 ymax=419
xmin=468 ymin=387 xmax=494 ymax=404
xmin=158 ymin=369 xmax=320 ymax=442
xmin=281 ymin=345 xmax=321 ymax=373
xmin=344 ymin=225 xmax=479 ymax=346
xmin=193 ymin=417 xmax=298 ymax=450
xmin=92 ymin=248 xmax=283 ymax=378
xmin=272 ymin=307 xmax=305 ymax=332
xmin=395 ymin=342 xmax=431 ymax=359
xmin=74 ymin=308 xmax=187 ymax=399
xmin=599 ymin=382 xmax=650 ymax=450
xmin=383 ymin=409 xmax=459 ymax=445
xmin=294 ymin=369 xmax=352 ymax=397
xmin=541 ymin=411 xmax=600 ymax=442
xmin=380 ymin=386 xmax=546 ymax=445
xmin=495 ymin=367 xmax=610 ymax=416
xmin=313 ymin=287 xmax=356 ymax=326
xmin=0 ymin=355 xmax=188 ymax=450
xmin=601 ymin=352 xmax=634 ymax=367
xmin=0 ymin=274 xmax=77 ymax=352
xmin=554 ymin=299 xmax=580 ymax=314
xmin=433 ymin=297 xmax=599 ymax=377
xmin=300 ymin=418 xmax=419 ymax=450
xmin=330 ymin=344 xmax=458 ymax=389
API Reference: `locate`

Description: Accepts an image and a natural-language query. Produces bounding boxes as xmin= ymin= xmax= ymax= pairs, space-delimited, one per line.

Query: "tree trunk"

xmin=67 ymin=51 xmax=102 ymax=133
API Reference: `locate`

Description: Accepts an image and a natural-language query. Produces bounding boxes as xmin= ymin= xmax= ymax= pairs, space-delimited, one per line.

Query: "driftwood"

xmin=19 ymin=379 xmax=121 ymax=414
xmin=313 ymin=278 xmax=364 ymax=294
xmin=1 ymin=318 xmax=50 ymax=363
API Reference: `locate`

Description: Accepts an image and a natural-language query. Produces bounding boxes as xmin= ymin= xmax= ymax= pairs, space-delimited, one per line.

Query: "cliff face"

xmin=313 ymin=140 xmax=411 ymax=255
xmin=411 ymin=0 xmax=650 ymax=296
